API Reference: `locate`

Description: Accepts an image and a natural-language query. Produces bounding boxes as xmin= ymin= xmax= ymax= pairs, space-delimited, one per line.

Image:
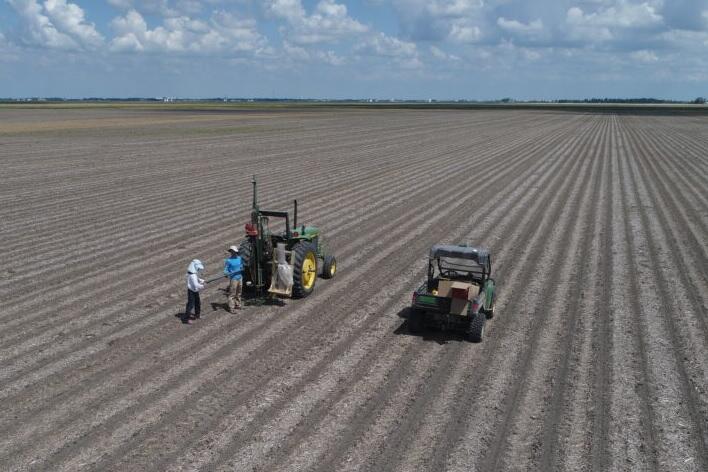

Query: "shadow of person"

xmin=210 ymin=302 xmax=228 ymax=312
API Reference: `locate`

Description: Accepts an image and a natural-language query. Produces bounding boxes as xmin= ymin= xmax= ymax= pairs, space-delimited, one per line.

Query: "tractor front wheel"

xmin=321 ymin=255 xmax=336 ymax=279
xmin=292 ymin=241 xmax=318 ymax=298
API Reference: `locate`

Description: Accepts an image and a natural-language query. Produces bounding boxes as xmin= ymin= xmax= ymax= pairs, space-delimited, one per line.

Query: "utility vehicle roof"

xmin=429 ymin=244 xmax=490 ymax=265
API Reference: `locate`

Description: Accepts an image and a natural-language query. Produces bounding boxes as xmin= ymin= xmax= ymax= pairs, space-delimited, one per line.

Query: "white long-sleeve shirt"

xmin=186 ymin=272 xmax=205 ymax=292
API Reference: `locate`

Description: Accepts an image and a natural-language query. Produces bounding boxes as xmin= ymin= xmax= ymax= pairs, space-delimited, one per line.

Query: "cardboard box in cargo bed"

xmin=437 ymin=280 xmax=479 ymax=315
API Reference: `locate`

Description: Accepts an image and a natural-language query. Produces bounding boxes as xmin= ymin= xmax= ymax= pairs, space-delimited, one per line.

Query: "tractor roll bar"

xmin=259 ymin=210 xmax=291 ymax=239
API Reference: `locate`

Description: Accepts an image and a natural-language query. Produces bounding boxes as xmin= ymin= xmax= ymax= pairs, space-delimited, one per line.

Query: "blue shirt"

xmin=224 ymin=256 xmax=243 ymax=280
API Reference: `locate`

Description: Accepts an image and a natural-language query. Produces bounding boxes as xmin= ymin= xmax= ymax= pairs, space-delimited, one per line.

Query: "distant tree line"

xmin=2 ymin=96 xmax=706 ymax=105
xmin=556 ymin=97 xmax=706 ymax=104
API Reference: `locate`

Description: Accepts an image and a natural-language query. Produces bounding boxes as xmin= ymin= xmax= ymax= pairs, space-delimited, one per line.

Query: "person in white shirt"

xmin=184 ymin=259 xmax=205 ymax=324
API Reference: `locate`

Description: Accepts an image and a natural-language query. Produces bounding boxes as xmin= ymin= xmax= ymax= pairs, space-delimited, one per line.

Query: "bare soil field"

xmin=0 ymin=105 xmax=706 ymax=471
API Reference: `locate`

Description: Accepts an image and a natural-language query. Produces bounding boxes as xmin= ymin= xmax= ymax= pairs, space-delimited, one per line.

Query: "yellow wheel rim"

xmin=302 ymin=252 xmax=317 ymax=289
xmin=330 ymin=260 xmax=336 ymax=277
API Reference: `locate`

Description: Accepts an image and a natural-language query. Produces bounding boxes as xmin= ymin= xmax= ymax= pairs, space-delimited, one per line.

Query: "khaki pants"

xmin=227 ymin=278 xmax=242 ymax=311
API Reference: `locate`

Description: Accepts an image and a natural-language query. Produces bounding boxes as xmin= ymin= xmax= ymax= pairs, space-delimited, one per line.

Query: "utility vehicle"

xmin=410 ymin=244 xmax=496 ymax=342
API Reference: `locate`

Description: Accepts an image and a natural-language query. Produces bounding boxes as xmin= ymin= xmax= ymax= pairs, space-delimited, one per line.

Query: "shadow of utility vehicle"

xmin=409 ymin=244 xmax=496 ymax=343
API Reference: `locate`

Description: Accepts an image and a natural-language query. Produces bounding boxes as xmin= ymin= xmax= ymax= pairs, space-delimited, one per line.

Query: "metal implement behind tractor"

xmin=238 ymin=177 xmax=336 ymax=299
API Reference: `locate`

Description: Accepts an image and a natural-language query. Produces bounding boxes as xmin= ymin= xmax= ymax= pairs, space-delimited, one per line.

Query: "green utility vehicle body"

xmin=410 ymin=244 xmax=496 ymax=342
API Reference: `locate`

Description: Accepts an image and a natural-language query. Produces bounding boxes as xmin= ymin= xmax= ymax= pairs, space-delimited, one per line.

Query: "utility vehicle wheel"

xmin=321 ymin=255 xmax=336 ymax=279
xmin=483 ymin=292 xmax=496 ymax=319
xmin=292 ymin=241 xmax=318 ymax=298
xmin=467 ymin=313 xmax=485 ymax=343
xmin=408 ymin=308 xmax=423 ymax=333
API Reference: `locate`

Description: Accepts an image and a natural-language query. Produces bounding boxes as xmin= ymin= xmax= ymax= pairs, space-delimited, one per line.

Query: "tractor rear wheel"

xmin=321 ymin=255 xmax=336 ymax=279
xmin=292 ymin=241 xmax=318 ymax=298
xmin=238 ymin=238 xmax=253 ymax=284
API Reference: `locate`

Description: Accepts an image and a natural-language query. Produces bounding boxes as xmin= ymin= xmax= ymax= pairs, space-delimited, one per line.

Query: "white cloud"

xmin=355 ymin=31 xmax=421 ymax=68
xmin=497 ymin=17 xmax=544 ymax=36
xmin=659 ymin=28 xmax=708 ymax=49
xmin=631 ymin=49 xmax=658 ymax=62
xmin=314 ymin=49 xmax=345 ymax=65
xmin=0 ymin=31 xmax=21 ymax=61
xmin=266 ymin=0 xmax=368 ymax=44
xmin=427 ymin=0 xmax=483 ymax=17
xmin=281 ymin=40 xmax=344 ymax=65
xmin=7 ymin=0 xmax=103 ymax=50
xmin=430 ymin=45 xmax=459 ymax=61
xmin=565 ymin=2 xmax=663 ymax=41
xmin=44 ymin=0 xmax=103 ymax=48
xmin=110 ymin=9 xmax=266 ymax=54
xmin=107 ymin=0 xmax=194 ymax=17
xmin=391 ymin=0 xmax=486 ymax=42
xmin=449 ymin=21 xmax=481 ymax=42
xmin=356 ymin=32 xmax=417 ymax=58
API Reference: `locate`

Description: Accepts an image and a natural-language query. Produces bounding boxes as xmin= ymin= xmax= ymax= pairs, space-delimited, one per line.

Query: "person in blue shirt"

xmin=224 ymin=245 xmax=244 ymax=312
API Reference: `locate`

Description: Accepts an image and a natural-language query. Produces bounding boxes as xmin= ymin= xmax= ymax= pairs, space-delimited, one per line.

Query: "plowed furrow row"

xmin=1 ymin=114 xmax=561 ymax=294
xmin=215 ymin=119 xmax=598 ymax=472
xmin=639 ymin=121 xmax=708 ymax=211
xmin=3 ymin=108 xmax=706 ymax=472
xmin=625 ymin=125 xmax=708 ymax=346
xmin=0 ymin=115 xmax=568 ymax=390
xmin=463 ymin=118 xmax=604 ymax=472
xmin=408 ymin=116 xmax=602 ymax=472
xmin=41 ymin=115 xmax=568 ymax=472
xmin=156 ymin=116 xmax=582 ymax=471
xmin=618 ymin=120 xmax=707 ymax=469
xmin=589 ymin=115 xmax=615 ymax=472
xmin=362 ymin=117 xmax=603 ymax=471
xmin=537 ymin=116 xmax=609 ymax=471
xmin=0 ymin=116 xmax=556 ymax=470
xmin=613 ymin=127 xmax=662 ymax=471
xmin=629 ymin=127 xmax=708 ymax=253
xmin=0 ymin=124 xmax=499 ymax=330
xmin=0 ymin=111 xmax=535 ymax=216
xmin=0 ymin=114 xmax=456 ymax=221
xmin=0 ymin=141 xmax=495 ymax=390
xmin=0 ymin=116 xmax=476 ymax=248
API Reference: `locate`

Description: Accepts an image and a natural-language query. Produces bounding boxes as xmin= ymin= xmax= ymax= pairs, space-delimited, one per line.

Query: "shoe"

xmin=194 ymin=314 xmax=201 ymax=319
xmin=183 ymin=318 xmax=193 ymax=325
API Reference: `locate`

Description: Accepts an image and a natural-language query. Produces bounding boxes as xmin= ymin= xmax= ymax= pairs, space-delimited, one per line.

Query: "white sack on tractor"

xmin=270 ymin=243 xmax=294 ymax=296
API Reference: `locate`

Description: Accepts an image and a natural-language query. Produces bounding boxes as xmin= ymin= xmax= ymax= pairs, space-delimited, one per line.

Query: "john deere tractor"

xmin=238 ymin=177 xmax=336 ymax=299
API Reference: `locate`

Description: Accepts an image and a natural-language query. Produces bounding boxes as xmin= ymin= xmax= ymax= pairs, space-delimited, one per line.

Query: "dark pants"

xmin=185 ymin=289 xmax=201 ymax=318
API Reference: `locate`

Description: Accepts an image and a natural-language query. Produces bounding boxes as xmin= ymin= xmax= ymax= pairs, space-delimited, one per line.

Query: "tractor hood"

xmin=292 ymin=225 xmax=319 ymax=238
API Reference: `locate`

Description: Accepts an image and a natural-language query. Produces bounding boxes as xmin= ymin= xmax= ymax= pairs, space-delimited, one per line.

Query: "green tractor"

xmin=238 ymin=177 xmax=336 ymax=299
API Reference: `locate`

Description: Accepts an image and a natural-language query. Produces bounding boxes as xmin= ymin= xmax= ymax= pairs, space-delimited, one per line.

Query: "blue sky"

xmin=1 ymin=0 xmax=707 ymax=100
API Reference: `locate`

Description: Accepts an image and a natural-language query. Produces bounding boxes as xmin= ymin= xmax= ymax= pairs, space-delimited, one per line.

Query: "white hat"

xmin=228 ymin=245 xmax=240 ymax=253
